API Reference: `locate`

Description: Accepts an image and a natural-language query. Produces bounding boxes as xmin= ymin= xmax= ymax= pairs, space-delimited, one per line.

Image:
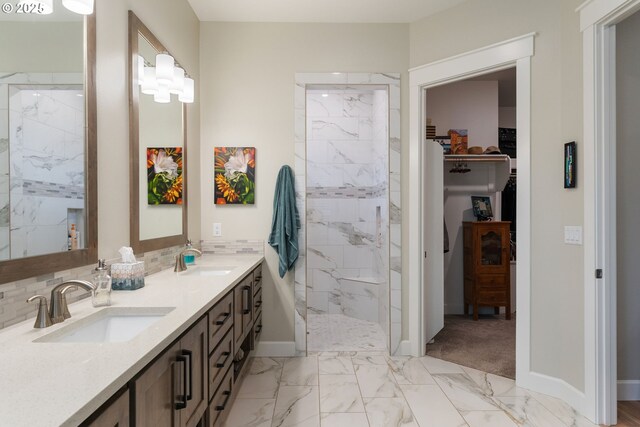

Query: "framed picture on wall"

xmin=564 ymin=141 xmax=576 ymax=189
xmin=214 ymin=147 xmax=256 ymax=204
xmin=471 ymin=196 xmax=493 ymax=221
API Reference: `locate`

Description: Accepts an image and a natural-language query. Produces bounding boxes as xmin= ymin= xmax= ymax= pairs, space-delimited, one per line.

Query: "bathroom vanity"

xmin=0 ymin=255 xmax=263 ymax=427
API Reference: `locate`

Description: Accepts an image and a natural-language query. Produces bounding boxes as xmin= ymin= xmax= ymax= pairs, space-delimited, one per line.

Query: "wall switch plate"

xmin=564 ymin=225 xmax=583 ymax=245
xmin=213 ymin=223 xmax=222 ymax=237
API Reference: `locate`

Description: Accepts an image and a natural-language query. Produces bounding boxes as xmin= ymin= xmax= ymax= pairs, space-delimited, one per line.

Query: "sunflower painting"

xmin=214 ymin=147 xmax=256 ymax=204
xmin=147 ymin=147 xmax=183 ymax=205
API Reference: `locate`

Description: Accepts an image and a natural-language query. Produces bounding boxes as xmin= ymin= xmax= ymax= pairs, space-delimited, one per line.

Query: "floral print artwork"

xmin=214 ymin=147 xmax=255 ymax=204
xmin=147 ymin=147 xmax=183 ymax=205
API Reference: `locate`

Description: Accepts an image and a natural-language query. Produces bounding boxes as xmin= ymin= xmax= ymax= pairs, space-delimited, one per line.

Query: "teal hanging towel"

xmin=268 ymin=165 xmax=300 ymax=278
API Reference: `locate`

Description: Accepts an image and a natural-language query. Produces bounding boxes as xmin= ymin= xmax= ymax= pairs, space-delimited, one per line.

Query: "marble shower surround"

xmin=295 ymin=73 xmax=401 ymax=356
xmin=0 ymin=72 xmax=84 ymax=260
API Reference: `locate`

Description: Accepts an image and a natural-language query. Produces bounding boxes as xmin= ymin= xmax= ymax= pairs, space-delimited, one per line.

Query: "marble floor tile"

xmin=461 ymin=366 xmax=528 ymax=398
xmin=318 ymin=355 xmax=354 ymax=375
xmin=308 ymin=314 xmax=387 ymax=352
xmin=272 ymin=386 xmax=320 ymax=427
xmin=364 ymin=397 xmax=418 ymax=427
xmin=400 ymin=384 xmax=468 ymax=427
xmin=433 ymin=373 xmax=501 ymax=411
xmin=238 ymin=358 xmax=283 ymax=399
xmin=355 ymin=364 xmax=402 ymax=398
xmin=221 ymin=398 xmax=275 ymax=427
xmin=419 ymin=355 xmax=466 ymax=374
xmin=281 ymin=356 xmax=319 ymax=386
xmin=319 ymin=374 xmax=365 ymax=413
xmin=528 ymin=390 xmax=598 ymax=427
xmin=351 ymin=353 xmax=389 ymax=365
xmin=494 ymin=396 xmax=566 ymax=427
xmin=320 ymin=413 xmax=369 ymax=427
xmin=388 ymin=356 xmax=436 ymax=385
xmin=461 ymin=411 xmax=517 ymax=427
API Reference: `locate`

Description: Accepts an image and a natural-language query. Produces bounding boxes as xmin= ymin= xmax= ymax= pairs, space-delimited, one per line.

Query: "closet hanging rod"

xmin=443 ymin=154 xmax=510 ymax=163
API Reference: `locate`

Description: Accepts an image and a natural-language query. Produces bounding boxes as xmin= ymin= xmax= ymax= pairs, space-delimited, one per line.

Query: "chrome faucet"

xmin=174 ymin=247 xmax=202 ymax=272
xmin=49 ymin=280 xmax=96 ymax=324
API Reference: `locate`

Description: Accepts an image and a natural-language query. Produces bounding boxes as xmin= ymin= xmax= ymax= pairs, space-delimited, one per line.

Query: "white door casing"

xmin=408 ymin=31 xmax=539 ymax=402
xmin=579 ymin=0 xmax=640 ymax=424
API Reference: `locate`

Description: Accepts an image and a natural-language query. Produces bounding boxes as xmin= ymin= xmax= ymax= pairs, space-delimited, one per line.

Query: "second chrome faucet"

xmin=26 ymin=279 xmax=96 ymax=328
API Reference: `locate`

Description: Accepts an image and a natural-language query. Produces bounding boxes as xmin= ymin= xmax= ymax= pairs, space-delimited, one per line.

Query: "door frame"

xmin=579 ymin=0 xmax=640 ymax=424
xmin=408 ymin=32 xmax=533 ymax=383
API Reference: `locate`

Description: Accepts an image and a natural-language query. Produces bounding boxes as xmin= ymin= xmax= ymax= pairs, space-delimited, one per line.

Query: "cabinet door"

xmin=476 ymin=224 xmax=509 ymax=274
xmin=233 ymin=277 xmax=252 ymax=350
xmin=180 ymin=317 xmax=208 ymax=427
xmin=135 ymin=342 xmax=181 ymax=427
xmin=84 ymin=389 xmax=129 ymax=427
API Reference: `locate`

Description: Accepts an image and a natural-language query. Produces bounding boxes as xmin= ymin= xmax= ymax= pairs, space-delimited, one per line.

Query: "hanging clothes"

xmin=444 ymin=217 xmax=450 ymax=253
xmin=268 ymin=165 xmax=300 ymax=278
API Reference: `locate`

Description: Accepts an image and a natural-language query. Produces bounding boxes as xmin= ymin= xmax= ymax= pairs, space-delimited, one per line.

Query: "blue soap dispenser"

xmin=184 ymin=239 xmax=195 ymax=265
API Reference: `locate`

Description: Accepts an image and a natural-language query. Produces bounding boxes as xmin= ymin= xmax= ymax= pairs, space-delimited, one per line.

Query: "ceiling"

xmin=469 ymin=68 xmax=517 ymax=107
xmin=187 ymin=0 xmax=467 ymax=23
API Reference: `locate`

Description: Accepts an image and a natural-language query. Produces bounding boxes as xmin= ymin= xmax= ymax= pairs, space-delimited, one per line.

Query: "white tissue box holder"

xmin=111 ymin=261 xmax=145 ymax=290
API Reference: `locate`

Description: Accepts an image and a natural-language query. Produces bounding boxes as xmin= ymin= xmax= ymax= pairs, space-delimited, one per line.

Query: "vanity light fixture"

xmin=169 ymin=67 xmax=185 ymax=95
xmin=17 ymin=0 xmax=53 ymax=14
xmin=155 ymin=53 xmax=175 ymax=85
xmin=140 ymin=67 xmax=158 ymax=95
xmin=178 ymin=77 xmax=194 ymax=104
xmin=61 ymin=0 xmax=93 ymax=15
xmin=154 ymin=84 xmax=171 ymax=104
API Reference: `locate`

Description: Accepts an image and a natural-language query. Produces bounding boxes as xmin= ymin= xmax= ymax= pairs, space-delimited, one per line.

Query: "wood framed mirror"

xmin=128 ymin=11 xmax=187 ymax=254
xmin=0 ymin=9 xmax=97 ymax=284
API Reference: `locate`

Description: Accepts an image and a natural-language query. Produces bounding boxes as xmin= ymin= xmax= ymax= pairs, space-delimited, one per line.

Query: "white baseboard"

xmin=518 ymin=371 xmax=587 ymax=419
xmin=399 ymin=340 xmax=412 ymax=356
xmin=253 ymin=341 xmax=296 ymax=357
xmin=618 ymin=380 xmax=640 ymax=401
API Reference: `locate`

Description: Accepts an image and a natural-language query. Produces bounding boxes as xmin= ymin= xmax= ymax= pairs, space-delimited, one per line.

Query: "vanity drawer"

xmin=253 ymin=264 xmax=262 ymax=296
xmin=208 ymin=365 xmax=234 ymax=427
xmin=253 ymin=286 xmax=263 ymax=320
xmin=208 ymin=329 xmax=233 ymax=402
xmin=208 ymin=291 xmax=233 ymax=354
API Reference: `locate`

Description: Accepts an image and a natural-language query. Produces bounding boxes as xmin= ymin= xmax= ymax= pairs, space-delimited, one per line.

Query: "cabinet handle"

xmin=215 ymin=311 xmax=230 ymax=326
xmin=215 ymin=390 xmax=232 ymax=411
xmin=242 ymin=286 xmax=251 ymax=315
xmin=175 ymin=356 xmax=188 ymax=410
xmin=254 ymin=300 xmax=262 ymax=308
xmin=182 ymin=349 xmax=193 ymax=401
xmin=215 ymin=351 xmax=231 ymax=368
xmin=255 ymin=324 xmax=262 ymax=334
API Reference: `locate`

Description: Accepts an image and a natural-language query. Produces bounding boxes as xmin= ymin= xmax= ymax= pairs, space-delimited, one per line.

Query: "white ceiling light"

xmin=62 ymin=0 xmax=94 ymax=15
xmin=178 ymin=77 xmax=194 ymax=104
xmin=156 ymin=53 xmax=175 ymax=85
xmin=18 ymin=0 xmax=53 ymax=14
xmin=169 ymin=67 xmax=185 ymax=95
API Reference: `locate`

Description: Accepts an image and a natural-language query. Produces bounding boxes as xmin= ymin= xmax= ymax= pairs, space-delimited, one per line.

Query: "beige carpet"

xmin=425 ymin=314 xmax=516 ymax=379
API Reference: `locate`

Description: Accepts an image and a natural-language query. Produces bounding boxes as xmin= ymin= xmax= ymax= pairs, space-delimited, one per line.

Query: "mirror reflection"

xmin=0 ymin=5 xmax=86 ymax=261
xmin=137 ymin=33 xmax=184 ymax=241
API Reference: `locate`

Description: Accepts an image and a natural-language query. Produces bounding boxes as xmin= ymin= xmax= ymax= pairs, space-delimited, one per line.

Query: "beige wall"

xmin=199 ymin=22 xmax=410 ymax=342
xmin=96 ymin=0 xmax=200 ymax=258
xmin=616 ymin=9 xmax=640 ymax=383
xmin=410 ymin=0 xmax=585 ymax=390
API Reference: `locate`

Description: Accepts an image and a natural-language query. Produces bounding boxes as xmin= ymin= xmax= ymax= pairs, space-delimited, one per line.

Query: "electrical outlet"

xmin=564 ymin=226 xmax=583 ymax=245
xmin=213 ymin=223 xmax=222 ymax=237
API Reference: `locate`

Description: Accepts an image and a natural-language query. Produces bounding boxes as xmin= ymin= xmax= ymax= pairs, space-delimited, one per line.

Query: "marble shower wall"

xmin=305 ymin=88 xmax=388 ymax=327
xmin=0 ymin=73 xmax=84 ymax=260
xmin=295 ymin=73 xmax=401 ymax=356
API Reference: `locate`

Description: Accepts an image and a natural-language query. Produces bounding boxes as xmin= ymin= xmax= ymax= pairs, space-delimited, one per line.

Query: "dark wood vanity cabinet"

xmin=463 ymin=221 xmax=511 ymax=320
xmin=135 ymin=316 xmax=208 ymax=427
xmin=81 ymin=261 xmax=263 ymax=427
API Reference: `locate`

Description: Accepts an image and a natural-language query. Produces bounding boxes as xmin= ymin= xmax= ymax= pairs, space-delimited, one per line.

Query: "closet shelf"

xmin=444 ymin=154 xmax=510 ymax=163
xmin=443 ymin=154 xmax=512 ymax=193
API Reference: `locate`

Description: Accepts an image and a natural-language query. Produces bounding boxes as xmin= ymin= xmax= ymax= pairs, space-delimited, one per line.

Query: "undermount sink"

xmin=35 ymin=307 xmax=174 ymax=343
xmin=181 ymin=266 xmax=235 ymax=276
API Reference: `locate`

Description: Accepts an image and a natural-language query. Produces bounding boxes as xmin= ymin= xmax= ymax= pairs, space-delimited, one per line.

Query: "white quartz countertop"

xmin=0 ymin=254 xmax=263 ymax=427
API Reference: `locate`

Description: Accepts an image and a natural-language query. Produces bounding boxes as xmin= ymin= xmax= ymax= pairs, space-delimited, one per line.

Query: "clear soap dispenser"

xmin=92 ymin=259 xmax=112 ymax=307
xmin=184 ymin=239 xmax=195 ymax=265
